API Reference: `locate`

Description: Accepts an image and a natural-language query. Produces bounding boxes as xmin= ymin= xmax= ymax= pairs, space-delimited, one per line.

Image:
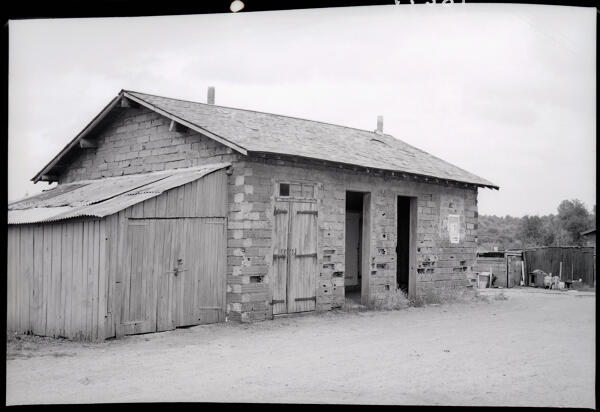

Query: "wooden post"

xmin=506 ymin=255 xmax=509 ymax=288
xmin=571 ymin=261 xmax=574 ymax=282
xmin=360 ymin=193 xmax=371 ymax=306
xmin=521 ymin=261 xmax=525 ymax=286
xmin=559 ymin=261 xmax=562 ymax=280
xmin=408 ymin=197 xmax=417 ymax=299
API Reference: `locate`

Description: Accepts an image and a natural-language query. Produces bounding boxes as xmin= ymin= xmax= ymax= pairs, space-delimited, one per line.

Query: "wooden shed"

xmin=8 ymin=89 xmax=499 ymax=339
xmin=8 ymin=164 xmax=228 ymax=340
xmin=473 ymin=250 xmax=523 ymax=288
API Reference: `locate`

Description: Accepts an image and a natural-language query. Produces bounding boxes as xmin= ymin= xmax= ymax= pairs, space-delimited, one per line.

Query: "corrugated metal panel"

xmin=8 ymin=163 xmax=230 ymax=225
xmin=7 ymin=207 xmax=75 ymax=225
xmin=9 ymin=183 xmax=89 ymax=209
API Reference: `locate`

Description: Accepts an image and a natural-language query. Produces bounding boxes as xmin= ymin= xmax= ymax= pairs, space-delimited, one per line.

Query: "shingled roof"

xmin=33 ymin=90 xmax=498 ymax=189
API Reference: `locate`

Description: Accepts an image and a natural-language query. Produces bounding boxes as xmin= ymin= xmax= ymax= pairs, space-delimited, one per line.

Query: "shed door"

xmin=122 ymin=219 xmax=162 ymax=335
xmin=173 ymin=218 xmax=227 ymax=327
xmin=287 ymin=202 xmax=318 ymax=313
xmin=271 ymin=201 xmax=318 ymax=314
xmin=121 ymin=217 xmax=226 ymax=335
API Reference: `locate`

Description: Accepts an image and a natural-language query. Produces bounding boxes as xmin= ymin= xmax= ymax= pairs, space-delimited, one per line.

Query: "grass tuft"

xmin=370 ymin=290 xmax=412 ymax=311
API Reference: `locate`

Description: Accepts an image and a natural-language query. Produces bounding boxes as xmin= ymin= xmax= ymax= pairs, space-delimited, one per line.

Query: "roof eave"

xmin=31 ymin=90 xmax=249 ymax=184
xmin=31 ymin=93 xmax=123 ymax=183
xmin=249 ymin=151 xmax=499 ymax=190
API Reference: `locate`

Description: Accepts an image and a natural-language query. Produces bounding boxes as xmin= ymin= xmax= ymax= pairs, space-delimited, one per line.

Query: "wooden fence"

xmin=523 ymin=247 xmax=595 ymax=287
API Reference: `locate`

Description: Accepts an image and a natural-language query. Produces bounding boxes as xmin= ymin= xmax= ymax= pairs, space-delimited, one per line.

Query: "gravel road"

xmin=5 ymin=288 xmax=595 ymax=407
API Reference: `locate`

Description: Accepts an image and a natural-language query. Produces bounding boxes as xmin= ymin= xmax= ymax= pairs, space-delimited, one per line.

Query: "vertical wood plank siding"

xmin=523 ymin=247 xmax=595 ymax=287
xmin=7 ymin=169 xmax=228 ymax=340
xmin=6 ymin=220 xmax=107 ymax=340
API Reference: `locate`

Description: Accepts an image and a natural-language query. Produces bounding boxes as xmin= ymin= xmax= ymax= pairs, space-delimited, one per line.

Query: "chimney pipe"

xmin=207 ymin=87 xmax=215 ymax=105
xmin=376 ymin=115 xmax=383 ymax=134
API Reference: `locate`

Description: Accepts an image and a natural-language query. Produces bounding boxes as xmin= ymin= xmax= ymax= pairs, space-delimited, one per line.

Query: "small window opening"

xmin=279 ymin=183 xmax=290 ymax=197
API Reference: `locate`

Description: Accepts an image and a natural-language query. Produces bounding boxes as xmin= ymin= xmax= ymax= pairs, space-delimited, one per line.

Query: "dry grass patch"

xmin=411 ymin=286 xmax=490 ymax=307
xmin=370 ymin=290 xmax=412 ymax=310
xmin=340 ymin=286 xmax=491 ymax=313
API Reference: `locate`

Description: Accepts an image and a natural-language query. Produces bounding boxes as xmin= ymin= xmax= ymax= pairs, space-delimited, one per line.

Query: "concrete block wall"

xmin=414 ymin=191 xmax=478 ymax=294
xmin=58 ymin=107 xmax=239 ymax=183
xmin=225 ymin=160 xmax=274 ymax=322
xmin=226 ymin=155 xmax=479 ymax=322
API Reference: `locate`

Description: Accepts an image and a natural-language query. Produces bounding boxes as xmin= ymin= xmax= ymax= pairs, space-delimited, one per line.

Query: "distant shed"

xmin=7 ymin=164 xmax=229 ymax=340
xmin=523 ymin=246 xmax=595 ymax=288
xmin=473 ymin=250 xmax=523 ymax=288
xmin=580 ymin=229 xmax=596 ymax=249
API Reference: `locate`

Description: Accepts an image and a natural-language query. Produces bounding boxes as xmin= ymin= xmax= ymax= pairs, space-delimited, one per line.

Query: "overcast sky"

xmin=8 ymin=3 xmax=596 ymax=217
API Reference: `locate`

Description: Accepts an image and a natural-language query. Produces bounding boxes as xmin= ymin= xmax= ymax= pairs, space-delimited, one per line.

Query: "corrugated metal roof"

xmin=32 ymin=89 xmax=498 ymax=189
xmin=9 ymin=163 xmax=230 ymax=225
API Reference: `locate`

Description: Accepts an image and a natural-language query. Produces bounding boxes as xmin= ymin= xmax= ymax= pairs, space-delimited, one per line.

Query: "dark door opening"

xmin=345 ymin=191 xmax=364 ymax=303
xmin=397 ymin=196 xmax=411 ymax=293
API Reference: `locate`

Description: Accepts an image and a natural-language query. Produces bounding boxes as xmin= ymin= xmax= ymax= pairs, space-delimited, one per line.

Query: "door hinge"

xmin=295 ymin=296 xmax=316 ymax=302
xmin=274 ymin=208 xmax=288 ymax=215
xmin=295 ymin=252 xmax=317 ymax=258
xmin=271 ymin=299 xmax=285 ymax=305
xmin=296 ymin=210 xmax=318 ymax=215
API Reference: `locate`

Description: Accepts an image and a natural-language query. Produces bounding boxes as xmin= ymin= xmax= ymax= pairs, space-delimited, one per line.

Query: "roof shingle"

xmin=31 ymin=89 xmax=498 ymax=189
xmin=125 ymin=90 xmax=497 ymax=188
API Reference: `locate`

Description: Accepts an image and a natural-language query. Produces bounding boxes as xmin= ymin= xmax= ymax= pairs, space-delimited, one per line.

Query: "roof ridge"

xmin=124 ymin=89 xmax=391 ymax=137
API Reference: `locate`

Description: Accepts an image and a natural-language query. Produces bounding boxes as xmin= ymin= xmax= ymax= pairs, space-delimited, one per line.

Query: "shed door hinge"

xmin=297 ymin=210 xmax=318 ymax=215
xmin=295 ymin=296 xmax=316 ymax=302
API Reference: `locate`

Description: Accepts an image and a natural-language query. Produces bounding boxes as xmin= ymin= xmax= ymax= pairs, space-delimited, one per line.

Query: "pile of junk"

xmin=527 ymin=269 xmax=585 ymax=290
xmin=473 ymin=268 xmax=586 ymax=290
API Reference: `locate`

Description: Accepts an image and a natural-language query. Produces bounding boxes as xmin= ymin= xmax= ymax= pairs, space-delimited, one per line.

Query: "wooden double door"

xmin=120 ymin=217 xmax=226 ymax=335
xmin=272 ymin=201 xmax=318 ymax=315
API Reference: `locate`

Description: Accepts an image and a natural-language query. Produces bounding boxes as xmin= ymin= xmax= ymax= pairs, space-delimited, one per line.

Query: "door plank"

xmin=156 ymin=220 xmax=175 ymax=332
xmin=288 ymin=202 xmax=318 ymax=313
xmin=271 ymin=201 xmax=290 ymax=315
xmin=194 ymin=218 xmax=227 ymax=324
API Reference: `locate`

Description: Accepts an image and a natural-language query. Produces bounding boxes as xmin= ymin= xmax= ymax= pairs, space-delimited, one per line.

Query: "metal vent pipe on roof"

xmin=376 ymin=115 xmax=383 ymax=134
xmin=207 ymin=87 xmax=215 ymax=105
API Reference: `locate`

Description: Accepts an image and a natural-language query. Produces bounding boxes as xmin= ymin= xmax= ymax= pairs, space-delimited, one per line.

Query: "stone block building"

xmin=7 ymin=89 xmax=498 ymax=339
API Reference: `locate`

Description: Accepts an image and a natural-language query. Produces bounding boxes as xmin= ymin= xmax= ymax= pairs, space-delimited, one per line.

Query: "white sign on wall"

xmin=447 ymin=214 xmax=460 ymax=244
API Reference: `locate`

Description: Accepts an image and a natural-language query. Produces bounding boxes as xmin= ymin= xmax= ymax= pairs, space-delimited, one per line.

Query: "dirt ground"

xmin=5 ymin=288 xmax=596 ymax=407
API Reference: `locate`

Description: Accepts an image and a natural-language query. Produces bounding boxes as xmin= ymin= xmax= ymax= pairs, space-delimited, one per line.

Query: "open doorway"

xmin=397 ymin=196 xmax=412 ymax=293
xmin=345 ymin=191 xmax=364 ymax=303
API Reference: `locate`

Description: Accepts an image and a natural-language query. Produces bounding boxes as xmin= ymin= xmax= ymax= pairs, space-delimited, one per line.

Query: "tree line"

xmin=478 ymin=199 xmax=595 ymax=251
